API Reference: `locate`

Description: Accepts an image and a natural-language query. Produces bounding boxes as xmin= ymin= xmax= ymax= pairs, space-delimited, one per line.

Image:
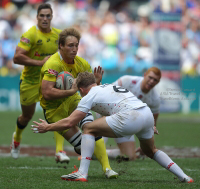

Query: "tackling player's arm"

xmin=153 ymin=113 xmax=159 ymax=135
xmin=13 ymin=46 xmax=50 ymax=67
xmin=42 ymin=79 xmax=78 ymax=100
xmin=153 ymin=113 xmax=159 ymax=126
xmin=32 ymin=110 xmax=86 ymax=133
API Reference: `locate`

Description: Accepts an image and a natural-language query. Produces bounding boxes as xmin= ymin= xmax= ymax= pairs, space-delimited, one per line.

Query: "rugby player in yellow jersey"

xmin=11 ymin=3 xmax=70 ymax=163
xmin=39 ymin=27 xmax=118 ymax=178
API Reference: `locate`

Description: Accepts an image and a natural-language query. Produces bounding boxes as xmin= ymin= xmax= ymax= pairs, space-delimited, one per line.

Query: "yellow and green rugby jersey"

xmin=40 ymin=51 xmax=92 ymax=110
xmin=18 ymin=26 xmax=61 ymax=84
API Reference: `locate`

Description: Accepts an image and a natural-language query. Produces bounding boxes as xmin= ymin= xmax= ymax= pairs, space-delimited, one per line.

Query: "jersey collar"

xmin=36 ymin=25 xmax=52 ymax=32
xmin=58 ymin=51 xmax=63 ymax=61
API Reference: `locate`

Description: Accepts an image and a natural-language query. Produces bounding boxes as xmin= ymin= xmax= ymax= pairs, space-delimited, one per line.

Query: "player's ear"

xmin=79 ymin=88 xmax=84 ymax=97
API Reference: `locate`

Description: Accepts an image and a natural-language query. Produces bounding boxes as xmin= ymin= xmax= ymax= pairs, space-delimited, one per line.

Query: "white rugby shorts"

xmin=106 ymin=106 xmax=154 ymax=140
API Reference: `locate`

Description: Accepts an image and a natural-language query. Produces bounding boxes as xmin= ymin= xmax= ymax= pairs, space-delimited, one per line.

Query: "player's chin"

xmin=146 ymin=84 xmax=153 ymax=90
xmin=70 ymin=54 xmax=76 ymax=59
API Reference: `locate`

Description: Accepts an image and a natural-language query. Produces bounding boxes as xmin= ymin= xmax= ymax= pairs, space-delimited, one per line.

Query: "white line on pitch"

xmin=7 ymin=166 xmax=63 ymax=170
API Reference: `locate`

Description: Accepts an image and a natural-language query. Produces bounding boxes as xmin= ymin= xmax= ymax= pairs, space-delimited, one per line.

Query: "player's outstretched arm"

xmin=93 ymin=66 xmax=104 ymax=85
xmin=31 ymin=110 xmax=87 ymax=133
xmin=13 ymin=46 xmax=50 ymax=66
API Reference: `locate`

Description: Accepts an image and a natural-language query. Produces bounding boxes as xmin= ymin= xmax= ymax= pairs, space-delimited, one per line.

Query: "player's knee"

xmin=82 ymin=123 xmax=93 ymax=134
xmin=21 ymin=113 xmax=33 ymax=122
xmin=78 ymin=111 xmax=94 ymax=131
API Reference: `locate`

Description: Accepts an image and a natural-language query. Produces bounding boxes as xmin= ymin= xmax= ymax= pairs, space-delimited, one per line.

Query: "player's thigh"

xmin=20 ymin=80 xmax=40 ymax=106
xmin=83 ymin=117 xmax=117 ymax=138
xmin=62 ymin=126 xmax=80 ymax=141
xmin=21 ymin=103 xmax=36 ymax=118
xmin=115 ymin=135 xmax=135 ymax=144
xmin=139 ymin=136 xmax=157 ymax=158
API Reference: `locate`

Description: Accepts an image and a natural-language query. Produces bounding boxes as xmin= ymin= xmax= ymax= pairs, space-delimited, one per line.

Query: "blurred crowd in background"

xmin=0 ymin=0 xmax=199 ymax=77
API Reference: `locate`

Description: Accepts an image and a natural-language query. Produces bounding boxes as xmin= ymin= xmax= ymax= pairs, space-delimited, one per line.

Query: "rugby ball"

xmin=56 ymin=71 xmax=74 ymax=90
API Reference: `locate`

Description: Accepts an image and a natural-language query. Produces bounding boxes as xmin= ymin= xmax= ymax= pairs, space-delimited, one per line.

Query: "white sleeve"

xmin=76 ymin=90 xmax=96 ymax=113
xmin=112 ymin=75 xmax=134 ymax=88
xmin=149 ymin=91 xmax=160 ymax=114
xmin=149 ymin=100 xmax=160 ymax=114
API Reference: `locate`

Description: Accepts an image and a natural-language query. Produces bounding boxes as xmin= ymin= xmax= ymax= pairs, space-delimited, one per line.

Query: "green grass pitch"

xmin=0 ymin=111 xmax=200 ymax=188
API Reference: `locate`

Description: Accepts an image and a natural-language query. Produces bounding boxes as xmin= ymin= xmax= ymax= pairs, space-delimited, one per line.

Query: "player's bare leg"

xmin=11 ymin=103 xmax=36 ymax=159
xmin=117 ymin=141 xmax=136 ymax=160
xmin=139 ymin=136 xmax=194 ymax=183
xmin=61 ymin=117 xmax=118 ymax=181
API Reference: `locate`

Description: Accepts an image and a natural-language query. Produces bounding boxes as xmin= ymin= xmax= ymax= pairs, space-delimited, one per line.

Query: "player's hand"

xmin=94 ymin=66 xmax=104 ymax=85
xmin=40 ymin=55 xmax=51 ymax=66
xmin=154 ymin=126 xmax=159 ymax=135
xmin=31 ymin=119 xmax=48 ymax=133
xmin=71 ymin=79 xmax=78 ymax=92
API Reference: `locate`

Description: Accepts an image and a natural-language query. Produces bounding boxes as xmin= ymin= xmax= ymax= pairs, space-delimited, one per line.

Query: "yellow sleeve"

xmin=18 ymin=26 xmax=36 ymax=51
xmin=42 ymin=57 xmax=62 ymax=82
xmin=43 ymin=74 xmax=56 ymax=82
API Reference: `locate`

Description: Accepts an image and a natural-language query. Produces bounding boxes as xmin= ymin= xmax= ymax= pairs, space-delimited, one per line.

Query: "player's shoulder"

xmin=120 ymin=75 xmax=142 ymax=84
xmin=51 ymin=27 xmax=62 ymax=35
xmin=22 ymin=26 xmax=37 ymax=36
xmin=75 ymin=56 xmax=89 ymax=65
xmin=46 ymin=52 xmax=60 ymax=63
xmin=150 ymin=88 xmax=160 ymax=101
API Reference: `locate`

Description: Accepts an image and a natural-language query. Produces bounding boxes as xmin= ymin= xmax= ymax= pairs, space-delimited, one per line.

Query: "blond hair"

xmin=58 ymin=28 xmax=81 ymax=49
xmin=76 ymin=72 xmax=95 ymax=89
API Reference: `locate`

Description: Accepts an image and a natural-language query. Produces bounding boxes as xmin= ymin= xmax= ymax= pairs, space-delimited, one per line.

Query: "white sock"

xmin=103 ymin=136 xmax=108 ymax=143
xmin=106 ymin=149 xmax=121 ymax=158
xmin=79 ymin=134 xmax=95 ymax=178
xmin=153 ymin=150 xmax=188 ymax=181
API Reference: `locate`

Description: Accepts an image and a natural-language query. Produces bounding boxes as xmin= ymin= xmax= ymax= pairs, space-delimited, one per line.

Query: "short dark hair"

xmin=37 ymin=3 xmax=53 ymax=15
xmin=58 ymin=28 xmax=81 ymax=49
xmin=76 ymin=72 xmax=95 ymax=89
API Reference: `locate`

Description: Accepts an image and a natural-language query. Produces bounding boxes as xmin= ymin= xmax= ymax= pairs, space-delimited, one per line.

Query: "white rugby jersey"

xmin=76 ymin=84 xmax=147 ymax=116
xmin=113 ymin=76 xmax=160 ymax=114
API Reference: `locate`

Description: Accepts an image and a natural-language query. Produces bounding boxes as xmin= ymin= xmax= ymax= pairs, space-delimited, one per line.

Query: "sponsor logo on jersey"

xmin=132 ymin=80 xmax=137 ymax=84
xmin=37 ymin=39 xmax=42 ymax=43
xmin=40 ymin=53 xmax=53 ymax=56
xmin=37 ymin=39 xmax=43 ymax=45
xmin=47 ymin=38 xmax=50 ymax=42
xmin=35 ymin=52 xmax=40 ymax=57
xmin=20 ymin=37 xmax=30 ymax=44
xmin=48 ymin=69 xmax=58 ymax=76
xmin=34 ymin=52 xmax=53 ymax=57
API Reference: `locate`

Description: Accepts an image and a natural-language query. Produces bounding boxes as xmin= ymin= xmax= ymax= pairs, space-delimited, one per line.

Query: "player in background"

xmin=32 ymin=71 xmax=193 ymax=183
xmin=11 ymin=3 xmax=70 ymax=163
xmin=103 ymin=67 xmax=161 ymax=160
xmin=39 ymin=28 xmax=118 ymax=178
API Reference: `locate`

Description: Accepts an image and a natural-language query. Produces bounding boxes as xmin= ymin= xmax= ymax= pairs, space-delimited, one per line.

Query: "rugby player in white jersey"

xmin=32 ymin=71 xmax=193 ymax=183
xmin=104 ymin=67 xmax=161 ymax=160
